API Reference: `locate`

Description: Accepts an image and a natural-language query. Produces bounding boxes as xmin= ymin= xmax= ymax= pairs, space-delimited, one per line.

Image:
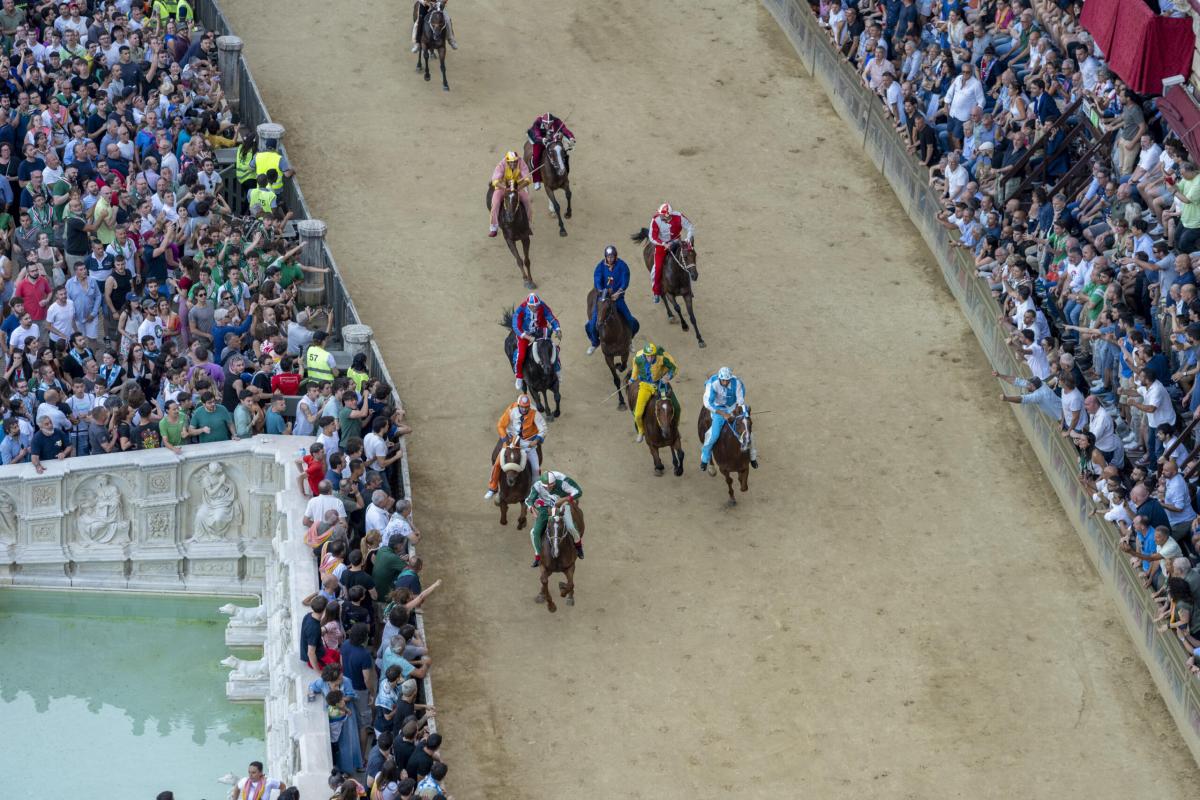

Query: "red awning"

xmin=1158 ymin=82 xmax=1200 ymax=161
xmin=1080 ymin=0 xmax=1194 ymax=95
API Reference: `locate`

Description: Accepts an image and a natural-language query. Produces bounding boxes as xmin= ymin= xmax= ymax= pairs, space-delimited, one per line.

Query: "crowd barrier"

xmin=195 ymin=0 xmax=435 ymax=732
xmin=760 ymin=0 xmax=1200 ymax=765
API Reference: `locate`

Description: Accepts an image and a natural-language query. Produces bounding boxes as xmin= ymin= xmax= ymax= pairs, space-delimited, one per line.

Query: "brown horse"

xmin=523 ymin=132 xmax=573 ymax=237
xmin=485 ymin=181 xmax=534 ymax=288
xmin=489 ymin=436 xmax=535 ymax=528
xmin=537 ymin=502 xmax=583 ymax=612
xmin=698 ymin=406 xmax=751 ymax=505
xmin=586 ymin=289 xmax=632 ymax=409
xmin=415 ymin=1 xmax=449 ymax=90
xmin=625 ymin=381 xmax=684 ymax=476
xmin=630 ymin=230 xmax=705 ymax=348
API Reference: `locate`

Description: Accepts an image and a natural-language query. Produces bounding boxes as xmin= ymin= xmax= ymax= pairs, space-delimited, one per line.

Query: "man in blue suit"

xmin=585 ymin=245 xmax=640 ymax=355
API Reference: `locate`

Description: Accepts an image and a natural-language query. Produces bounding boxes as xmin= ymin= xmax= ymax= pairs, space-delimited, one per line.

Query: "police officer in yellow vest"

xmin=255 ymin=139 xmax=292 ymax=193
xmin=248 ymin=174 xmax=278 ymax=218
xmin=304 ymin=330 xmax=337 ymax=384
xmin=152 ymin=0 xmax=194 ymax=20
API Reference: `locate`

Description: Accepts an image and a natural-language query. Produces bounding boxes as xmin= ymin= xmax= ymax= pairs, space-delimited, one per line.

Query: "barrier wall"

xmin=760 ymin=0 xmax=1200 ymax=766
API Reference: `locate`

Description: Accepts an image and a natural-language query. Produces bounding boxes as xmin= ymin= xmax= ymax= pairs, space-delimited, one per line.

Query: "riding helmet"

xmin=604 ymin=245 xmax=617 ymax=259
xmin=517 ymin=394 xmax=531 ymax=407
xmin=526 ymin=293 xmax=541 ymax=307
xmin=657 ymin=203 xmax=673 ymax=216
xmin=717 ymin=366 xmax=733 ymax=381
xmin=643 ymin=343 xmax=659 ymax=357
xmin=505 ymin=150 xmax=519 ymax=163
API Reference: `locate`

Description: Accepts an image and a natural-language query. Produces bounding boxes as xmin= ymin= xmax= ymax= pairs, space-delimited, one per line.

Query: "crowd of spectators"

xmin=0 ymin=1 xmax=451 ymax=797
xmin=816 ymin=0 xmax=1200 ymax=673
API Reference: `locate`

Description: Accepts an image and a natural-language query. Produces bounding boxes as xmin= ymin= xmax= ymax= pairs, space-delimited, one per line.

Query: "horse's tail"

xmin=630 ymin=228 xmax=649 ymax=244
xmin=499 ymin=306 xmax=514 ymax=329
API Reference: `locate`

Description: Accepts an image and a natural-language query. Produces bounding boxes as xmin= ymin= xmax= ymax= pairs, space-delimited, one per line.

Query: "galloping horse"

xmin=537 ymin=502 xmax=583 ymax=612
xmin=698 ymin=405 xmax=752 ymax=505
xmin=489 ymin=436 xmax=536 ymax=527
xmin=524 ymin=132 xmax=573 ymax=237
xmin=586 ymin=289 xmax=632 ymax=409
xmin=485 ymin=181 xmax=534 ymax=288
xmin=415 ymin=1 xmax=449 ymax=90
xmin=625 ymin=381 xmax=684 ymax=476
xmin=502 ymin=309 xmax=561 ymax=417
xmin=631 ymin=229 xmax=706 ymax=348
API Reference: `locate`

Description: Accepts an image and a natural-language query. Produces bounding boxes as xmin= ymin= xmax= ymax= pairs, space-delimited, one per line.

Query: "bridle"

xmin=548 ymin=136 xmax=566 ymax=176
xmin=501 ymin=180 xmax=519 ymax=223
xmin=667 ymin=240 xmax=699 ymax=281
xmin=654 ymin=387 xmax=674 ymax=437
xmin=530 ymin=335 xmax=558 ymax=371
xmin=500 ymin=438 xmax=527 ymax=484
xmin=731 ymin=406 xmax=752 ymax=452
xmin=547 ymin=507 xmax=569 ymax=558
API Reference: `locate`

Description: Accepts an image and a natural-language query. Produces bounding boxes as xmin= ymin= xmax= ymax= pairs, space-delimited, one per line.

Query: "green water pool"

xmin=0 ymin=589 xmax=266 ymax=800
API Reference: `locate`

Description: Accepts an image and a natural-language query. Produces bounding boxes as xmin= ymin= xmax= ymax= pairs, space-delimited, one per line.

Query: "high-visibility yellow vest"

xmin=256 ymin=150 xmax=283 ymax=191
xmin=346 ymin=366 xmax=369 ymax=393
xmin=235 ymin=148 xmax=255 ymax=183
xmin=249 ymin=187 xmax=274 ymax=216
xmin=153 ymin=0 xmax=193 ymax=20
xmin=305 ymin=345 xmax=334 ymax=383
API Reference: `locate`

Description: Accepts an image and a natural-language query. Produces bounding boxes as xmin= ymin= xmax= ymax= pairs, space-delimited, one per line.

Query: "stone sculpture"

xmin=193 ymin=463 xmax=243 ymax=542
xmin=218 ymin=603 xmax=268 ymax=627
xmin=0 ymin=492 xmax=15 ymax=545
xmin=220 ymin=654 xmax=269 ymax=680
xmin=75 ymin=475 xmax=130 ymax=545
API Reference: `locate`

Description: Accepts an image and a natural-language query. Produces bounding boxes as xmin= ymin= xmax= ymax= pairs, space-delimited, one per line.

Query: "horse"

xmin=537 ymin=502 xmax=583 ymax=612
xmin=524 ymin=131 xmax=572 ymax=237
xmin=415 ymin=1 xmax=449 ymax=90
xmin=489 ymin=436 xmax=537 ymax=528
xmin=502 ymin=308 xmax=561 ymax=418
xmin=630 ymin=229 xmax=706 ymax=348
xmin=625 ymin=381 xmax=684 ymax=476
xmin=485 ymin=181 xmax=534 ymax=288
xmin=698 ymin=405 xmax=752 ymax=505
xmin=586 ymin=288 xmax=632 ymax=409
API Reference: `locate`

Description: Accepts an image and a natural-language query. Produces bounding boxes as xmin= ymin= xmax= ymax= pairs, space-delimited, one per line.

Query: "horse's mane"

xmin=499 ymin=306 xmax=514 ymax=329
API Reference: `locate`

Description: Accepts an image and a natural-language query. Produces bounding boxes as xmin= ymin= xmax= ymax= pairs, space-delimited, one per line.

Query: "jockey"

xmin=699 ymin=366 xmax=758 ymax=472
xmin=489 ymin=151 xmax=533 ymax=238
xmin=525 ymin=470 xmax=583 ymax=567
xmin=484 ymin=393 xmax=547 ymax=500
xmin=630 ymin=342 xmax=678 ymax=443
xmin=412 ymin=0 xmax=457 ymax=52
xmin=526 ymin=112 xmax=575 ymax=190
xmin=648 ymin=203 xmax=694 ymax=304
xmin=511 ymin=292 xmax=561 ymax=390
xmin=585 ymin=245 xmax=640 ymax=355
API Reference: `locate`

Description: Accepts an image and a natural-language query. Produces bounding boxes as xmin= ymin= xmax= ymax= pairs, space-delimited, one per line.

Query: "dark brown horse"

xmin=586 ymin=289 xmax=632 ymax=409
xmin=631 ymin=230 xmax=705 ymax=348
xmin=490 ymin=436 xmax=535 ymax=528
xmin=537 ymin=502 xmax=583 ymax=612
xmin=524 ymin=132 xmax=573 ymax=237
xmin=485 ymin=181 xmax=534 ymax=288
xmin=415 ymin=1 xmax=449 ymax=90
xmin=626 ymin=381 xmax=684 ymax=476
xmin=698 ymin=405 xmax=751 ymax=505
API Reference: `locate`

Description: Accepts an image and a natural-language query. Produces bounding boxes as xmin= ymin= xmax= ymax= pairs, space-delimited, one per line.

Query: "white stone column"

xmin=256 ymin=122 xmax=285 ymax=147
xmin=341 ymin=324 xmax=374 ymax=367
xmin=216 ymin=36 xmax=244 ymax=110
xmin=296 ymin=219 xmax=328 ymax=308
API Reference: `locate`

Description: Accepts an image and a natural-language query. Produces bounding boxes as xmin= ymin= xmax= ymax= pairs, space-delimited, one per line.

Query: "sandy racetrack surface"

xmin=224 ymin=0 xmax=1200 ymax=795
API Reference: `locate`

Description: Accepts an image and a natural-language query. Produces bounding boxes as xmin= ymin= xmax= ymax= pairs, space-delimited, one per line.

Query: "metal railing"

xmin=198 ymin=0 xmax=435 ymax=732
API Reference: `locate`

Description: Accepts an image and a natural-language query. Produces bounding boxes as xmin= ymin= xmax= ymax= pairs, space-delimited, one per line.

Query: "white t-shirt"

xmin=1138 ymin=143 xmax=1163 ymax=173
xmin=137 ymin=316 xmax=164 ymax=349
xmin=1138 ymin=381 xmax=1176 ymax=428
xmin=44 ymin=299 xmax=76 ymax=343
xmin=304 ymin=493 xmax=347 ymax=523
xmin=293 ymin=395 xmax=321 ymax=436
xmin=365 ymin=502 xmax=390 ymax=534
xmin=9 ymin=323 xmax=39 ymax=350
xmin=1023 ymin=342 xmax=1051 ymax=380
xmin=316 ymin=430 xmax=339 ymax=467
xmin=1089 ymin=406 xmax=1121 ymax=452
xmin=1061 ymin=388 xmax=1086 ymax=430
xmin=946 ymin=163 xmax=969 ymax=199
xmin=364 ymin=432 xmax=389 ymax=472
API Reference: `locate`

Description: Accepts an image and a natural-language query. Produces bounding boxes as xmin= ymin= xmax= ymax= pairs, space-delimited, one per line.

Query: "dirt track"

xmin=225 ymin=0 xmax=1200 ymax=795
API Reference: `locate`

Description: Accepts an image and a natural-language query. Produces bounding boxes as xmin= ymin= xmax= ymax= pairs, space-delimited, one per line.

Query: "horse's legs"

xmin=672 ymin=439 xmax=685 ymax=477
xmin=563 ymin=181 xmax=572 ymax=219
xmin=547 ymin=186 xmax=566 ymax=236
xmin=559 ymin=564 xmax=575 ymax=606
xmin=649 ymin=443 xmax=664 ymax=475
xmin=607 ymin=357 xmax=626 ymax=409
xmin=499 ymin=499 xmax=508 ymax=526
xmin=683 ymin=294 xmax=705 ymax=348
xmin=551 ymin=376 xmax=561 ymax=418
xmin=670 ymin=293 xmax=688 ymax=332
xmin=724 ymin=470 xmax=736 ymax=505
xmin=416 ymin=45 xmax=423 ymax=71
xmin=439 ymin=47 xmax=448 ymax=90
xmin=517 ymin=501 xmax=527 ymax=529
xmin=423 ymin=48 xmax=431 ymax=81
xmin=540 ymin=567 xmax=556 ymax=613
xmin=662 ymin=294 xmax=677 ymax=323
xmin=739 ymin=468 xmax=750 ymax=492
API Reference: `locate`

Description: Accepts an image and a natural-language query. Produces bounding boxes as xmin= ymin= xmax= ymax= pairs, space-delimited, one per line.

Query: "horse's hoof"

xmin=674 ymin=466 xmax=683 ymax=477
xmin=443 ymin=85 xmax=450 ymax=91
xmin=535 ymin=594 xmax=545 ymax=603
xmin=565 ymin=211 xmax=572 ymax=219
xmin=698 ymin=339 xmax=707 ymax=348
xmin=668 ymin=317 xmax=678 ymax=325
xmin=565 ymin=596 xmax=575 ymax=606
xmin=680 ymin=323 xmax=689 ymax=332
xmin=726 ymin=498 xmax=737 ymax=507
xmin=424 ymin=74 xmax=431 ymax=81
xmin=559 ymin=229 xmax=567 ymax=237
xmin=553 ymin=410 xmax=561 ymax=418
xmin=517 ymin=519 xmax=526 ymax=530
xmin=524 ymin=280 xmax=535 ymax=289
xmin=547 ymin=604 xmax=557 ymax=613
xmin=499 ymin=518 xmax=507 ymax=526
xmin=654 ymin=466 xmax=664 ymax=476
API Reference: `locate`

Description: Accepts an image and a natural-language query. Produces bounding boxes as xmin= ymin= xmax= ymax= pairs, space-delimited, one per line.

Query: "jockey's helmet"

xmin=657 ymin=203 xmax=672 ymax=217
xmin=517 ymin=394 xmax=531 ymax=408
xmin=526 ymin=292 xmax=541 ymax=307
xmin=717 ymin=366 xmax=733 ymax=382
xmin=642 ymin=343 xmax=659 ymax=358
xmin=545 ymin=471 xmax=557 ymax=485
xmin=604 ymin=245 xmax=617 ymax=261
xmin=505 ymin=150 xmax=519 ymax=164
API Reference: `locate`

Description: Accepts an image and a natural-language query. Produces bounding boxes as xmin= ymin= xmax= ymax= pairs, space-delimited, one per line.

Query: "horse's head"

xmin=546 ymin=507 xmax=567 ymax=558
xmin=499 ymin=437 xmax=527 ymax=485
xmin=501 ymin=180 xmax=520 ymax=222
xmin=530 ymin=335 xmax=558 ymax=372
xmin=427 ymin=3 xmax=446 ymax=36
xmin=596 ymin=291 xmax=616 ymax=327
xmin=653 ymin=388 xmax=675 ymax=438
xmin=548 ymin=135 xmax=566 ymax=176
xmin=677 ymin=240 xmax=699 ymax=281
xmin=732 ymin=405 xmax=752 ymax=453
